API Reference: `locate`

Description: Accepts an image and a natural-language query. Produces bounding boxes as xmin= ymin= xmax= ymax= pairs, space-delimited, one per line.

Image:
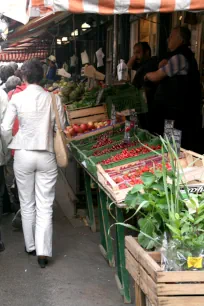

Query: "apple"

xmin=73 ymin=125 xmax=82 ymax=134
xmin=69 ymin=128 xmax=75 ymax=136
xmin=66 ymin=126 xmax=72 ymax=131
xmin=87 ymin=122 xmax=94 ymax=130
xmin=80 ymin=123 xmax=88 ymax=132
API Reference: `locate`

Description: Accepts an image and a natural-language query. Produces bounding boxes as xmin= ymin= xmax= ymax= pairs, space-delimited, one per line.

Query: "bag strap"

xmin=51 ymin=93 xmax=62 ymax=132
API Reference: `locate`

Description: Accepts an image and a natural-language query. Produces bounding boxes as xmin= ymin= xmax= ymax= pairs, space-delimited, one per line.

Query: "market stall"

xmin=42 ymin=53 xmax=204 ymax=303
xmin=3 ymin=1 xmax=204 ymax=305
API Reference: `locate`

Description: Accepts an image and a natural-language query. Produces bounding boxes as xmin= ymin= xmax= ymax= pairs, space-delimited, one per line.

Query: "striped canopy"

xmin=0 ymin=51 xmax=48 ymax=62
xmin=31 ymin=0 xmax=204 ymax=15
xmin=1 ymin=0 xmax=204 ymax=25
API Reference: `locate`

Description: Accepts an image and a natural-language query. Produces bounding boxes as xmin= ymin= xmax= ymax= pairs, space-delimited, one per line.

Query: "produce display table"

xmin=67 ymin=128 xmax=204 ymax=304
xmin=70 ymin=151 xmax=131 ymax=303
xmin=62 ymin=80 xmax=204 ymax=304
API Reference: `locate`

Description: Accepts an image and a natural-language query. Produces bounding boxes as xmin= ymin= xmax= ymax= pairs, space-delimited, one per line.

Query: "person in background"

xmin=0 ymin=65 xmax=15 ymax=90
xmin=7 ymin=76 xmax=27 ymax=229
xmin=42 ymin=60 xmax=48 ymax=78
xmin=3 ymin=76 xmax=22 ymax=220
xmin=14 ymin=69 xmax=23 ymax=81
xmin=46 ymin=55 xmax=57 ymax=81
xmin=127 ymin=42 xmax=158 ymax=130
xmin=9 ymin=62 xmax=18 ymax=73
xmin=0 ymin=87 xmax=9 ymax=252
xmin=145 ymin=26 xmax=201 ymax=151
xmin=0 ymin=67 xmax=15 ymax=215
xmin=5 ymin=76 xmax=21 ymax=94
xmin=1 ymin=59 xmax=65 ymax=268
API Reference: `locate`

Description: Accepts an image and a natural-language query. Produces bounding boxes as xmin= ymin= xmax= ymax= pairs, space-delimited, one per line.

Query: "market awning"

xmin=2 ymin=0 xmax=204 ymax=25
xmin=31 ymin=0 xmax=204 ymax=15
xmin=0 ymin=1 xmax=30 ymax=24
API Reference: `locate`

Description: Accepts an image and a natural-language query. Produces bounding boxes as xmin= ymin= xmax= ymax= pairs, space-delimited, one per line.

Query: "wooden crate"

xmin=125 ymin=236 xmax=204 ymax=306
xmin=66 ymin=104 xmax=120 ymax=141
xmin=67 ymin=104 xmax=108 ymax=125
xmin=66 ymin=123 xmax=123 ymax=142
xmin=97 ymin=164 xmax=132 ymax=203
xmin=96 ymin=149 xmax=204 ymax=203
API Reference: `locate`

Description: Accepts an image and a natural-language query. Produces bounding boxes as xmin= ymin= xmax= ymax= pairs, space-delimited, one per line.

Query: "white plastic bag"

xmin=96 ymin=48 xmax=105 ymax=68
xmin=57 ymin=68 xmax=71 ymax=78
xmin=81 ymin=50 xmax=89 ymax=65
xmin=117 ymin=59 xmax=128 ymax=81
xmin=70 ymin=55 xmax=78 ymax=67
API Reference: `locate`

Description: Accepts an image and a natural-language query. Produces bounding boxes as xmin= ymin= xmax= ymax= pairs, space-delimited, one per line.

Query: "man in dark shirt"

xmin=127 ymin=42 xmax=158 ymax=130
xmin=145 ymin=27 xmax=201 ymax=151
xmin=46 ymin=55 xmax=57 ymax=81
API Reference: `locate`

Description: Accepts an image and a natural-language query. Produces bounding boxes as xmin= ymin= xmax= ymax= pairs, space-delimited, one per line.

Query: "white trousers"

xmin=14 ymin=150 xmax=58 ymax=257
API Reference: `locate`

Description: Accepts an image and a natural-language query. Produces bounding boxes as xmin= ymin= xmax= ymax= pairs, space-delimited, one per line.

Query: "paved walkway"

xmin=0 ymin=206 xmax=134 ymax=306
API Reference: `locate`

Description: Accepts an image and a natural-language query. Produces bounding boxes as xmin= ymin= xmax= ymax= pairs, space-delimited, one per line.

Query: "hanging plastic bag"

xmin=96 ymin=48 xmax=105 ymax=68
xmin=70 ymin=55 xmax=78 ymax=67
xmin=117 ymin=60 xmax=128 ymax=81
xmin=81 ymin=50 xmax=89 ymax=65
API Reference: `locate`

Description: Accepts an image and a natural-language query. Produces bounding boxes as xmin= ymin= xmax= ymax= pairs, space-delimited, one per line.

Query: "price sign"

xmin=172 ymin=129 xmax=182 ymax=155
xmin=96 ymin=89 xmax=104 ymax=105
xmin=164 ymin=120 xmax=174 ymax=140
xmin=130 ymin=109 xmax=138 ymax=128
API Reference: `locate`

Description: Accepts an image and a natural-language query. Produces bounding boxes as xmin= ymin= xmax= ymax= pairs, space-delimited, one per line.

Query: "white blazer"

xmin=1 ymin=84 xmax=65 ymax=153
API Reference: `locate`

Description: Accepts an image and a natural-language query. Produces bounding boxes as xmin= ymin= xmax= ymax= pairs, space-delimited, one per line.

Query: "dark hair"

xmin=0 ymin=65 xmax=14 ymax=83
xmin=134 ymin=42 xmax=152 ymax=57
xmin=21 ymin=59 xmax=43 ymax=84
xmin=174 ymin=26 xmax=191 ymax=46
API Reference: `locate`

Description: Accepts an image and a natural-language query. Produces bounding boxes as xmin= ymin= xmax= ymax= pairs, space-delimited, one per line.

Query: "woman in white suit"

xmin=1 ymin=59 xmax=65 ymax=268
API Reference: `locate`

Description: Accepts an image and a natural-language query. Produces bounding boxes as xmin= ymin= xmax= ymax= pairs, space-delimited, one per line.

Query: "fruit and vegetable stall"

xmin=47 ymin=78 xmax=204 ymax=304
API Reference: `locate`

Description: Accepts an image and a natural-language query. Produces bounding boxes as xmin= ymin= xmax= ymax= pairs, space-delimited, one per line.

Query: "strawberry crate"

xmin=82 ymin=137 xmax=162 ymax=178
xmin=96 ymin=148 xmax=204 ymax=203
xmin=96 ymin=155 xmax=165 ymax=203
xmin=82 ymin=130 xmax=153 ymax=157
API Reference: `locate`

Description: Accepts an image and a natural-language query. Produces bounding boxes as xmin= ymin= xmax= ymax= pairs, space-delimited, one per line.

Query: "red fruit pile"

xmin=92 ymin=136 xmax=113 ymax=149
xmin=93 ymin=140 xmax=138 ymax=156
xmin=112 ymin=161 xmax=171 ymax=189
xmin=101 ymin=145 xmax=161 ymax=165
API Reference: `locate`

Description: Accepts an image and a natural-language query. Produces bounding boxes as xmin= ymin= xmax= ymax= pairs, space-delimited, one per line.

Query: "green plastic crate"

xmin=106 ymin=86 xmax=146 ymax=117
xmin=85 ymin=137 xmax=162 ymax=177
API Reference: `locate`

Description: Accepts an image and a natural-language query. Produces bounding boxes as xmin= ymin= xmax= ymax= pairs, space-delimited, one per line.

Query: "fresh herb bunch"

xmin=167 ymin=193 xmax=204 ymax=251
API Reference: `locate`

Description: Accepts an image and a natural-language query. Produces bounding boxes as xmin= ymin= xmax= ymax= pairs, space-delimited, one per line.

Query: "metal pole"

xmin=113 ymin=15 xmax=118 ymax=80
xmin=72 ymin=14 xmax=77 ymax=55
